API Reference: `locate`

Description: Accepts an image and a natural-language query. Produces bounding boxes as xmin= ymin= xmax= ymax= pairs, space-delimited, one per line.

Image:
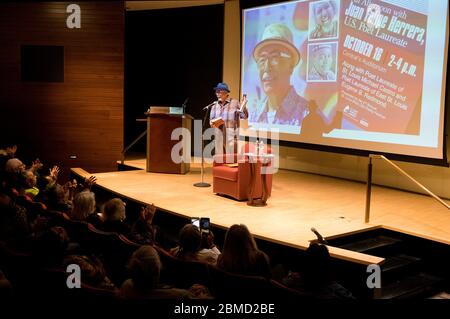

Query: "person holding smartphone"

xmin=170 ymin=223 xmax=221 ymax=266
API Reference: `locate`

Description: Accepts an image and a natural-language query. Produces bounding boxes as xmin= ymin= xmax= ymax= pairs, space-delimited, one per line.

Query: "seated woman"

xmin=99 ymin=198 xmax=157 ymax=245
xmin=217 ymin=224 xmax=271 ymax=279
xmin=170 ymin=224 xmax=220 ymax=266
xmin=120 ymin=245 xmax=194 ymax=300
xmin=70 ymin=190 xmax=102 ymax=228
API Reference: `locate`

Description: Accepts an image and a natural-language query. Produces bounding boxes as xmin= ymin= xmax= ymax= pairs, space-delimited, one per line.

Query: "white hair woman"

xmin=71 ymin=191 xmax=96 ymax=221
xmin=71 ymin=190 xmax=103 ymax=227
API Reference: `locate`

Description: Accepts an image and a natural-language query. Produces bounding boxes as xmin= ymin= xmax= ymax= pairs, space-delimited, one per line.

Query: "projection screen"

xmin=241 ymin=0 xmax=449 ymax=161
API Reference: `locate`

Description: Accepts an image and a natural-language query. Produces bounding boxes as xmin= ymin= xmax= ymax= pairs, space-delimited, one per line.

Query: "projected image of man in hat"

xmin=249 ymin=23 xmax=309 ymax=126
xmin=308 ymin=43 xmax=336 ymax=81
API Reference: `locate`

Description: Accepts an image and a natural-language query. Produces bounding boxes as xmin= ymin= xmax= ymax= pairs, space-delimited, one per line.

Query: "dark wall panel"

xmin=0 ymin=2 xmax=124 ymax=174
xmin=124 ymin=5 xmax=224 ymax=151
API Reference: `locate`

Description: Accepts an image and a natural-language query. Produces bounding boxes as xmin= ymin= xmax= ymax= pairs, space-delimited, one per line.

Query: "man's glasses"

xmin=256 ymin=51 xmax=291 ymax=69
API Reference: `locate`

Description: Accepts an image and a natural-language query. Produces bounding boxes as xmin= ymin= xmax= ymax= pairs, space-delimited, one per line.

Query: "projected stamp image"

xmin=309 ymin=0 xmax=340 ymax=41
xmin=307 ymin=42 xmax=338 ymax=82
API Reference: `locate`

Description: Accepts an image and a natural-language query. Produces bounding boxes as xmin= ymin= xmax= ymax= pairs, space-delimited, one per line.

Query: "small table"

xmin=244 ymin=153 xmax=274 ymax=207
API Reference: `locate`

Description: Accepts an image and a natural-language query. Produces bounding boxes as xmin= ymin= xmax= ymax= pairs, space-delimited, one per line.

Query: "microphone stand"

xmin=194 ymin=103 xmax=213 ymax=187
xmin=182 ymin=97 xmax=189 ymax=115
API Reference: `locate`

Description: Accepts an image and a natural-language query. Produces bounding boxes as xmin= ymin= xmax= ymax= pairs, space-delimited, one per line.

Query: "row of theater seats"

xmin=1 ymin=194 xmax=312 ymax=300
xmin=0 ymin=241 xmax=118 ymax=301
xmin=155 ymin=246 xmax=311 ymax=300
xmin=1 ymin=238 xmax=310 ymax=301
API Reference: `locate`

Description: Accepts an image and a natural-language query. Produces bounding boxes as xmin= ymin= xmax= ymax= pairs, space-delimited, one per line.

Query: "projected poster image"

xmin=307 ymin=42 xmax=338 ymax=82
xmin=336 ymin=1 xmax=427 ymax=136
xmin=242 ymin=0 xmax=448 ymax=159
xmin=309 ymin=0 xmax=340 ymax=41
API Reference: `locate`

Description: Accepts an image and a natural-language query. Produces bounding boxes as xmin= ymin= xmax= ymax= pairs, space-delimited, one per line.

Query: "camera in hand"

xmin=200 ymin=217 xmax=210 ymax=233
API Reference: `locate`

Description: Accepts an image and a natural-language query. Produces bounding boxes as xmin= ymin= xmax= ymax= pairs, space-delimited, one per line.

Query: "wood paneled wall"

xmin=0 ymin=2 xmax=124 ymax=175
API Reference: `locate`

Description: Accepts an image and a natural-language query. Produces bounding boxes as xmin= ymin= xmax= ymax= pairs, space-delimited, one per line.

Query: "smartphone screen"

xmin=200 ymin=217 xmax=210 ymax=233
xmin=191 ymin=217 xmax=200 ymax=228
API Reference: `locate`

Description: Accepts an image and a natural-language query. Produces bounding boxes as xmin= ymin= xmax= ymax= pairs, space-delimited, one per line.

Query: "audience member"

xmin=217 ymin=224 xmax=271 ymax=279
xmin=0 ymin=193 xmax=31 ymax=244
xmin=70 ymin=190 xmax=102 ymax=228
xmin=63 ymin=255 xmax=117 ymax=291
xmin=45 ymin=183 xmax=72 ymax=213
xmin=21 ymin=169 xmax=39 ymax=199
xmin=5 ymin=158 xmax=25 ymax=174
xmin=120 ymin=245 xmax=195 ymax=299
xmin=282 ymin=243 xmax=355 ymax=299
xmin=170 ymin=224 xmax=220 ymax=265
xmin=100 ymin=198 xmax=158 ymax=245
xmin=199 ymin=230 xmax=221 ymax=262
xmin=3 ymin=158 xmax=25 ymax=190
xmin=33 ymin=226 xmax=71 ymax=267
xmin=131 ymin=203 xmax=159 ymax=245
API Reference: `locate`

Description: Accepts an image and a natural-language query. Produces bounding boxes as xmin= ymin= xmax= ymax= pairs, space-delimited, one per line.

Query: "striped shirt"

xmin=209 ymin=97 xmax=248 ymax=130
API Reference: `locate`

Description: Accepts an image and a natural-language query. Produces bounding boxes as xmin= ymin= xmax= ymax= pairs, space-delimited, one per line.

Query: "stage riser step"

xmin=339 ymin=236 xmax=402 ymax=254
xmin=382 ymin=254 xmax=422 ymax=273
xmin=379 ymin=272 xmax=444 ymax=299
xmin=381 ymin=254 xmax=422 ymax=285
xmin=117 ymin=163 xmax=142 ymax=171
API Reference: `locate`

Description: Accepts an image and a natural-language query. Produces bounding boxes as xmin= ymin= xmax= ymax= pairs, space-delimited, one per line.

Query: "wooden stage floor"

xmin=71 ymin=159 xmax=450 ymax=266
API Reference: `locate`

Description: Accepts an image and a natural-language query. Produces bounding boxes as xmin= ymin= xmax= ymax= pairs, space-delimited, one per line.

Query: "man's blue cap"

xmin=213 ymin=82 xmax=230 ymax=92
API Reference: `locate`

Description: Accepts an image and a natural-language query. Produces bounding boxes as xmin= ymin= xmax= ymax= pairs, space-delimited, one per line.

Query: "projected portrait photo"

xmin=249 ymin=23 xmax=308 ymax=126
xmin=307 ymin=42 xmax=337 ymax=82
xmin=309 ymin=0 xmax=339 ymax=40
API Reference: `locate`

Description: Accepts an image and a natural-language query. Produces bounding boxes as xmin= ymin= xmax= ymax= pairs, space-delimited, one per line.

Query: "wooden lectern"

xmin=145 ymin=107 xmax=192 ymax=174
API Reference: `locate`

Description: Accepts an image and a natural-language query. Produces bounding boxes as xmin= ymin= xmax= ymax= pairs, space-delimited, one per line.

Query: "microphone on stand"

xmin=311 ymin=227 xmax=328 ymax=245
xmin=182 ymin=97 xmax=189 ymax=113
xmin=203 ymin=101 xmax=216 ymax=111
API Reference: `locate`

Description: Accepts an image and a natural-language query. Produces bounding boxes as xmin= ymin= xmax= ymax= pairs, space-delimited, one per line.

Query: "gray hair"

xmin=103 ymin=198 xmax=126 ymax=221
xmin=71 ymin=191 xmax=96 ymax=221
xmin=5 ymin=158 xmax=24 ymax=173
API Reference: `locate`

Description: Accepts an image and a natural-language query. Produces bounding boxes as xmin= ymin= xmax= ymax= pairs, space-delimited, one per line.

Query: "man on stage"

xmin=209 ymin=82 xmax=248 ymax=154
